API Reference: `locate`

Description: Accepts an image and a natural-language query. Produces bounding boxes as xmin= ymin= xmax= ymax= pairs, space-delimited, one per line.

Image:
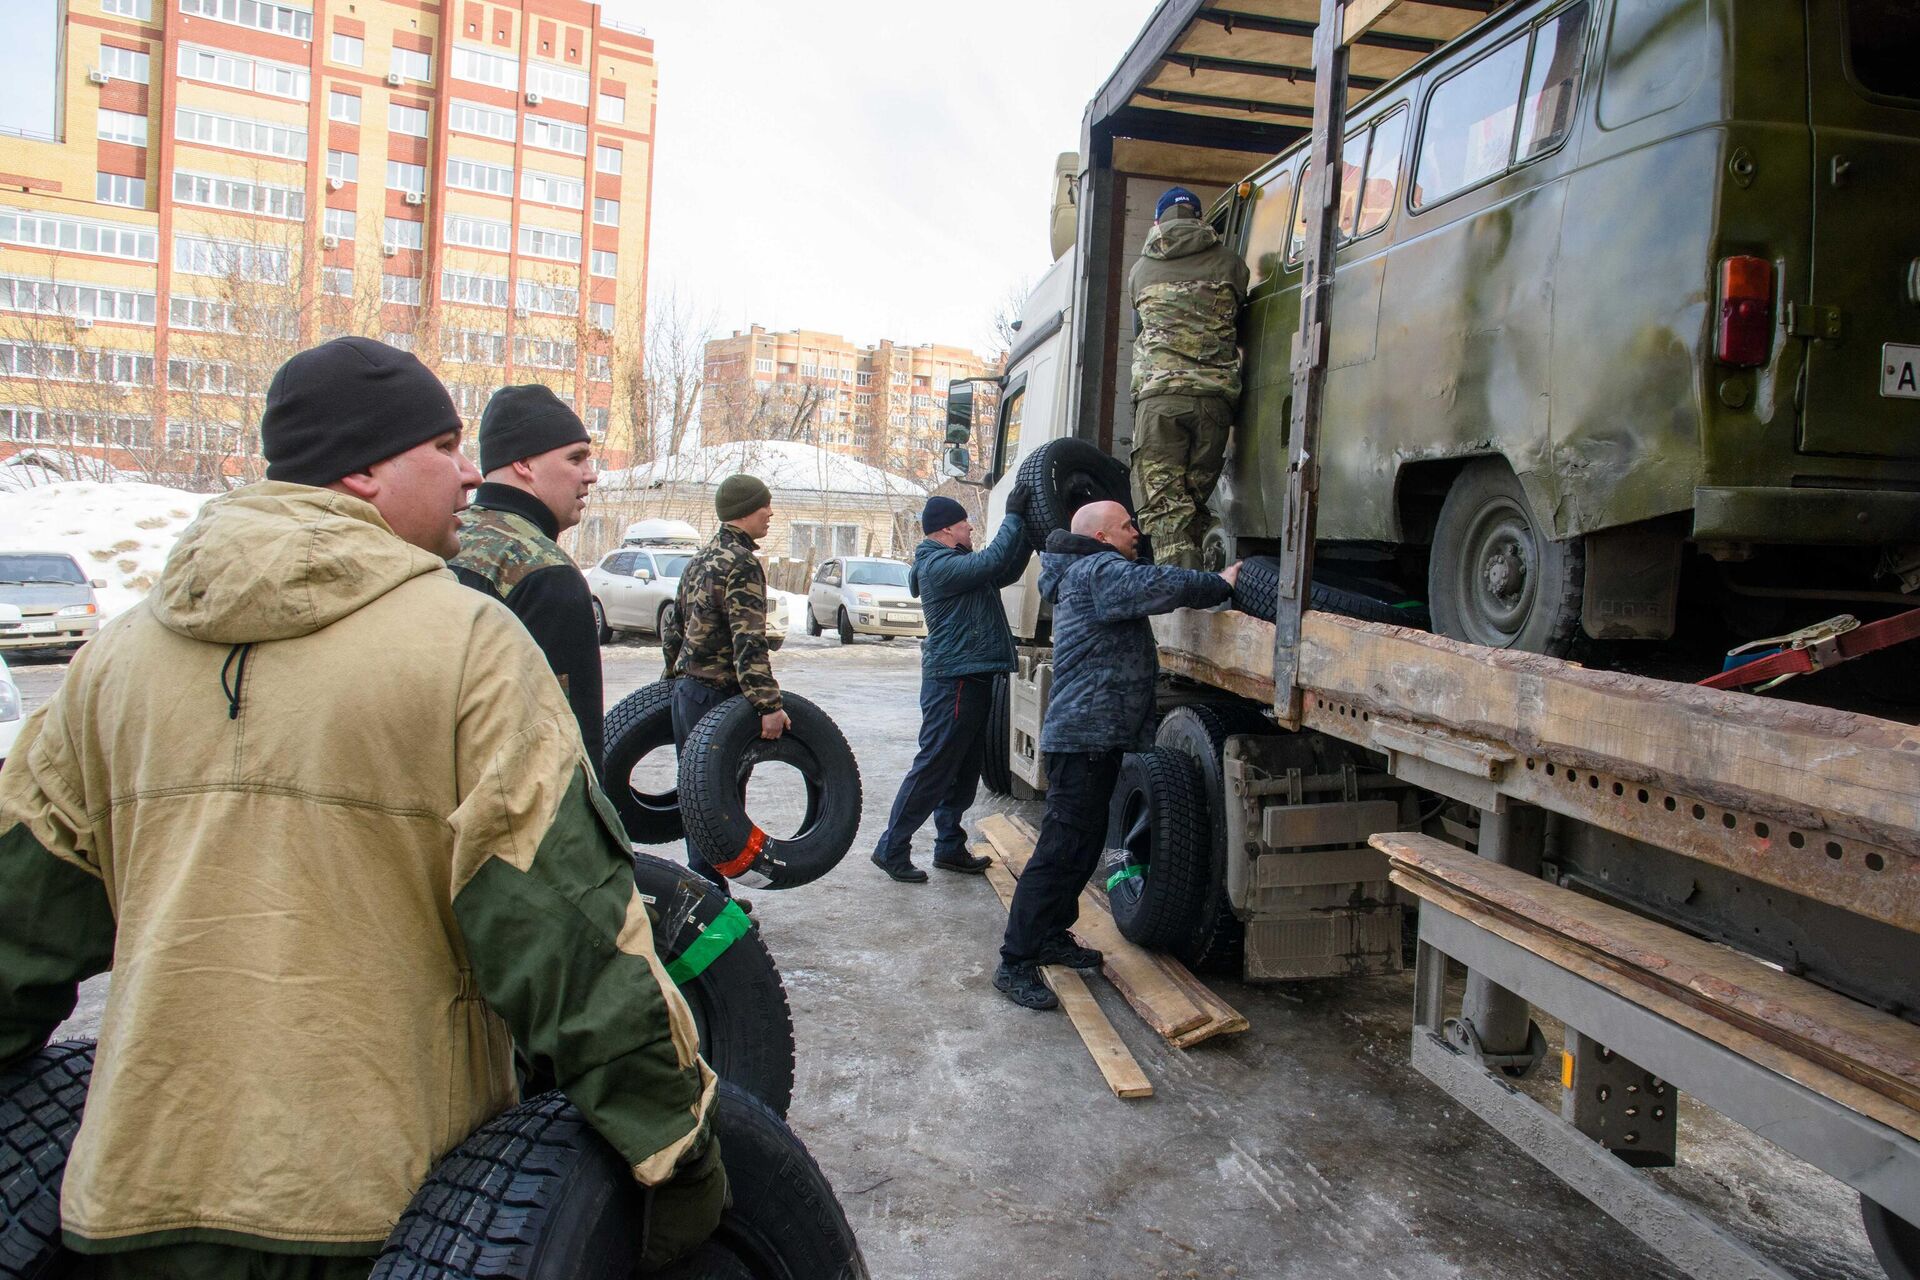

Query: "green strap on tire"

xmin=1104 ymin=865 xmax=1144 ymax=892
xmin=666 ymin=901 xmax=753 ymax=985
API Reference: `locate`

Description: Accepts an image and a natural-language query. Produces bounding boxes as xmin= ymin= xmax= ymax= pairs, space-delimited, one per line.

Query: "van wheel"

xmin=591 ymin=599 xmax=613 ymax=645
xmin=1428 ymin=460 xmax=1584 ymax=656
xmin=632 ymin=852 xmax=795 ymax=1115
xmin=1102 ymin=748 xmax=1210 ymax=952
xmin=981 ymin=673 xmax=1012 ymax=796
xmin=0 ymin=1040 xmax=93 ymax=1279
xmin=1863 ymin=1195 xmax=1920 ymax=1280
xmin=836 ymin=608 xmax=855 ymax=644
xmin=604 ymin=680 xmax=683 ymax=844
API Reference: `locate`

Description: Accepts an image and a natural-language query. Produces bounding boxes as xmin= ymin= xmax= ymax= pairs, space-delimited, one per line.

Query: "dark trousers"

xmin=1000 ymin=749 xmax=1124 ymax=964
xmin=75 ymin=1245 xmax=375 ymax=1279
xmin=873 ymin=673 xmax=993 ymax=868
xmin=672 ymin=676 xmax=732 ymax=897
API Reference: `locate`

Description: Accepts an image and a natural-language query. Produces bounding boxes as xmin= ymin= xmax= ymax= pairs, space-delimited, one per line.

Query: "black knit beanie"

xmin=922 ymin=495 xmax=967 ymax=534
xmin=478 ymin=384 xmax=591 ymax=473
xmin=261 ymin=337 xmax=462 ymax=486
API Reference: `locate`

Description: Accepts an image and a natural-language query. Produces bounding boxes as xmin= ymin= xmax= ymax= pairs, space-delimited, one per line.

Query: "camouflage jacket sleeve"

xmin=721 ymin=551 xmax=782 ymax=715
xmin=660 ymin=595 xmax=684 ymax=681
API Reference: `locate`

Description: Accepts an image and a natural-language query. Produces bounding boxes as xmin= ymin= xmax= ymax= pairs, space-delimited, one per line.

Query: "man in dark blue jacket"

xmin=996 ymin=500 xmax=1240 ymax=1009
xmin=871 ymin=489 xmax=1035 ymax=883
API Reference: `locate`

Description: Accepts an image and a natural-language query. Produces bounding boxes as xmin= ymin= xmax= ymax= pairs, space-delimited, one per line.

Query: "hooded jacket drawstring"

xmin=220 ymin=643 xmax=253 ymax=720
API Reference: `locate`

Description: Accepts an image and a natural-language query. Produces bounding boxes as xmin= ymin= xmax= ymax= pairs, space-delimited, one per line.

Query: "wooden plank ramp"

xmin=977 ymin=846 xmax=1151 ymax=1100
xmin=978 ymin=813 xmax=1248 ymax=1049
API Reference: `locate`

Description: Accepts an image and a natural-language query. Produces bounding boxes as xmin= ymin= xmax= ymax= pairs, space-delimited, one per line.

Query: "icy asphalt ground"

xmin=13 ymin=636 xmax=1879 ymax=1280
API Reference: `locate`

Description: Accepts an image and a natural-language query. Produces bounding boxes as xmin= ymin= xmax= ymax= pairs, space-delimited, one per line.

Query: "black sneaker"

xmin=931 ymin=851 xmax=990 ymax=875
xmin=1032 ymin=935 xmax=1103 ymax=970
xmin=993 ymin=961 xmax=1059 ymax=1010
xmin=870 ymin=852 xmax=928 ymax=884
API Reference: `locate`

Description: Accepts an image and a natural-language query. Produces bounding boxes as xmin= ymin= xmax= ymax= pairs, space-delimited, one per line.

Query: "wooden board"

xmin=979 ymin=813 xmax=1248 ymax=1048
xmin=1379 ymin=832 xmax=1920 ymax=1141
xmin=979 ymin=848 xmax=1152 ymax=1100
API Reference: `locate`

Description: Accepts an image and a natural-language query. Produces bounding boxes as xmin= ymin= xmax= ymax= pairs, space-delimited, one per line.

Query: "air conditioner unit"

xmin=385 ymin=71 xmax=404 ymax=87
xmin=326 ymin=176 xmax=344 ymax=192
xmin=525 ymin=91 xmax=542 ymax=106
xmin=87 ymin=68 xmax=110 ymax=86
xmin=321 ymin=234 xmax=340 ymax=250
xmin=381 ymin=244 xmax=397 ymax=258
xmin=73 ymin=316 xmax=94 ymax=330
xmin=403 ymin=191 xmax=424 ymax=206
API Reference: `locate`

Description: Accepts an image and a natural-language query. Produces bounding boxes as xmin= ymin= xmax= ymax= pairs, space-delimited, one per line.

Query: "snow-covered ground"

xmin=0 ymin=482 xmax=212 ymax=619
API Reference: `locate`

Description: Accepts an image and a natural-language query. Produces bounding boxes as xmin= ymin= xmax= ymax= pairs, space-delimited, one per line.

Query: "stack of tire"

xmin=603 ymin=683 xmax=863 ymax=890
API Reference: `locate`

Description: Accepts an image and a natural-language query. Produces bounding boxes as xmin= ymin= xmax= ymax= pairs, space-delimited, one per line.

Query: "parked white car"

xmin=0 ymin=651 xmax=22 ymax=767
xmin=805 ymin=557 xmax=925 ymax=643
xmin=585 ymin=542 xmax=787 ymax=648
xmin=0 ymin=550 xmax=104 ymax=654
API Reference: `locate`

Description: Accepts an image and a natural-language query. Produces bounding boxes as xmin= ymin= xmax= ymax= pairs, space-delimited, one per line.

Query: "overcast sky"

xmin=0 ymin=0 xmax=1163 ymax=354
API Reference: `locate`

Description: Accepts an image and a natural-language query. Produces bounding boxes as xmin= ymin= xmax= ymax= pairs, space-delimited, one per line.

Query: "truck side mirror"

xmin=942 ymin=444 xmax=971 ymax=479
xmin=945 ymin=380 xmax=975 ymax=446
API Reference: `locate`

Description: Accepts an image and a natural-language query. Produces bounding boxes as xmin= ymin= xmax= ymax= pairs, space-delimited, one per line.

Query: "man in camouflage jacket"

xmin=661 ymin=473 xmax=788 ymax=897
xmin=1127 ymin=185 xmax=1251 ymax=569
xmin=451 ymin=384 xmax=604 ymax=773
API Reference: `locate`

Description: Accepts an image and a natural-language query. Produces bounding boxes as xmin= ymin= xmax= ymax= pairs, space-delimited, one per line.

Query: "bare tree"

xmin=989 ymin=275 xmax=1034 ymax=356
xmin=624 ymin=282 xmax=711 ymax=466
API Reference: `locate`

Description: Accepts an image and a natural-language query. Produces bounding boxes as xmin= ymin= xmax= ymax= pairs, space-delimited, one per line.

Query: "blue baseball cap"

xmin=1155 ymin=187 xmax=1202 ymax=220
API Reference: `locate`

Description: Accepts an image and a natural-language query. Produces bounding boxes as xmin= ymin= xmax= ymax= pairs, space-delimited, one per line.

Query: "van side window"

xmin=1242 ymin=163 xmax=1298 ymax=288
xmin=1356 ymin=108 xmax=1408 ymax=236
xmin=1413 ymin=4 xmax=1589 ymax=210
xmin=1845 ymin=0 xmax=1920 ymax=101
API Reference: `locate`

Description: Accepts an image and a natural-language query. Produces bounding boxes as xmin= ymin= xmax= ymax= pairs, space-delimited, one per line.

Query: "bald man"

xmin=995 ymin=501 xmax=1240 ymax=1009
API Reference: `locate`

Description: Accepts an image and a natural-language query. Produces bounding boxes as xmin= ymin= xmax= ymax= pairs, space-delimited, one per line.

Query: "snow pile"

xmin=605 ymin=440 xmax=925 ymax=501
xmin=0 ymin=481 xmax=213 ymax=619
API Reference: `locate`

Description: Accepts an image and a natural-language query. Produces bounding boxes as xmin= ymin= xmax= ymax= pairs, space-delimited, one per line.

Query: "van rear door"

xmin=1800 ymin=1 xmax=1920 ymax=458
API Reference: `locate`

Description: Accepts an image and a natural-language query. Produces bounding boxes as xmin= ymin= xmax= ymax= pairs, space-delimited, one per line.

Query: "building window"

xmin=173 ymin=170 xmax=303 ymax=219
xmin=520 ymin=225 xmax=580 ymax=261
xmin=589 ymin=249 xmax=617 ymax=277
xmin=323 ymin=207 xmax=355 ymax=240
xmin=331 ymin=33 xmax=362 ymax=66
xmin=446 ymin=156 xmax=512 ymax=197
xmin=388 ymin=103 xmax=429 ymax=137
xmin=381 ymin=330 xmax=414 ymax=351
xmin=521 ymin=169 xmax=583 ymax=209
xmin=587 ymin=354 xmax=611 ymax=380
xmin=790 ymin=522 xmax=859 ymax=561
xmin=174 ymin=235 xmax=291 ymax=284
xmin=181 ymin=0 xmax=314 ymax=41
xmin=390 ymin=46 xmax=431 ymax=82
xmin=383 ymin=217 xmax=424 ymax=251
xmin=584 ymin=406 xmax=609 ymax=436
xmin=97 ymin=109 xmax=149 ymax=146
xmin=513 ymin=335 xmax=575 ymax=369
xmin=328 ymin=90 xmax=361 ymax=123
xmin=589 ymin=301 xmax=614 ymax=330
xmin=756 ymin=358 xmax=774 ymax=375
xmin=101 ymin=0 xmax=153 ymax=17
xmin=451 ymin=43 xmax=517 ymax=91
xmin=326 ymin=150 xmax=358 ymax=183
xmin=443 ymin=213 xmax=511 ymax=252
xmin=95 ymin=173 xmax=145 ymax=207
xmin=385 ymin=160 xmax=428 ymax=197
xmin=380 ymin=273 xmax=421 ymax=305
xmin=98 ymin=45 xmax=149 ymax=84
xmin=0 ymin=340 xmax=154 ymax=386
xmin=321 ymin=266 xmax=353 ymax=296
xmin=0 ymin=274 xmax=155 ymax=324
xmin=515 ymin=278 xmax=578 ymax=316
xmin=0 ymin=207 xmax=157 ymax=261
xmin=441 ymin=269 xmax=510 ymax=308
xmin=448 ymin=98 xmax=514 ymax=141
xmin=592 ymin=197 xmax=619 ymax=227
xmin=595 ymin=144 xmax=622 ymax=175
xmin=443 ymin=327 xmax=507 ymax=363
xmin=597 ymin=92 xmax=626 ymax=124
xmin=175 ymin=106 xmax=305 ymax=159
xmin=525 ymin=61 xmax=588 ymax=105
xmin=524 ymin=115 xmax=587 ymax=156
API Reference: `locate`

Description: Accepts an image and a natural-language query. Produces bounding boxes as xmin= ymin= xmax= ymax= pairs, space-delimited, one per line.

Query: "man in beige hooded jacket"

xmin=0 ymin=338 xmax=722 ymax=1277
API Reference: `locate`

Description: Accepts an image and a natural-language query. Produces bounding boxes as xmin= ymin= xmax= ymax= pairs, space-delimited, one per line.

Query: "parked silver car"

xmin=0 ymin=650 xmax=22 ymax=766
xmin=586 ymin=542 xmax=787 ymax=648
xmin=0 ymin=551 xmax=104 ymax=653
xmin=805 ymin=557 xmax=924 ymax=643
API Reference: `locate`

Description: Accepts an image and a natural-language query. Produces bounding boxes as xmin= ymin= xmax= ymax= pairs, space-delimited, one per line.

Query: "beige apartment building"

xmin=703 ymin=325 xmax=998 ymax=488
xmin=0 ymin=0 xmax=656 ymax=487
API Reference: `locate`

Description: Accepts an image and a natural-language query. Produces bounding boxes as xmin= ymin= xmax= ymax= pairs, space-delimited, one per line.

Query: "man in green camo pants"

xmin=1127 ymin=186 xmax=1250 ymax=570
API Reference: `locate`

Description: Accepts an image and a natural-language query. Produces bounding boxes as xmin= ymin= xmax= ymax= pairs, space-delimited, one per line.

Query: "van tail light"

xmin=1717 ymin=256 xmax=1773 ymax=367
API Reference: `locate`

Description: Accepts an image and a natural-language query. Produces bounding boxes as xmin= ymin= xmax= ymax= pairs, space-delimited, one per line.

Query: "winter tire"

xmin=680 ymin=691 xmax=862 ymax=890
xmin=372 ymin=1083 xmax=867 ymax=1280
xmin=1232 ymin=556 xmax=1420 ymax=627
xmin=805 ymin=607 xmax=822 ymax=637
xmin=768 ymin=634 xmax=785 ymax=653
xmin=0 ymin=1040 xmax=93 ymax=1280
xmin=592 ymin=598 xmax=613 ymax=645
xmin=1016 ymin=438 xmax=1133 ymax=551
xmin=836 ymin=608 xmax=855 ymax=645
xmin=1863 ymin=1195 xmax=1920 ymax=1280
xmin=1102 ymin=748 xmax=1210 ymax=952
xmin=981 ymin=673 xmax=1012 ymax=796
xmin=631 ymin=852 xmax=795 ymax=1116
xmin=604 ymin=680 xmax=684 ymax=845
xmin=1155 ymin=703 xmax=1268 ymax=972
xmin=1428 ymin=459 xmax=1584 ymax=655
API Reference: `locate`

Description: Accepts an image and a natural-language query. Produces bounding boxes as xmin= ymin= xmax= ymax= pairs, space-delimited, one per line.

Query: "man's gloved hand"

xmin=640 ymin=1136 xmax=730 ymax=1272
xmin=1005 ymin=481 xmax=1033 ymax=519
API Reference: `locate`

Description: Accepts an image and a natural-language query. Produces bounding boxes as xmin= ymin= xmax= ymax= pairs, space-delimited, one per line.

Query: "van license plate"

xmin=1884 ymin=344 xmax=1920 ymax=399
